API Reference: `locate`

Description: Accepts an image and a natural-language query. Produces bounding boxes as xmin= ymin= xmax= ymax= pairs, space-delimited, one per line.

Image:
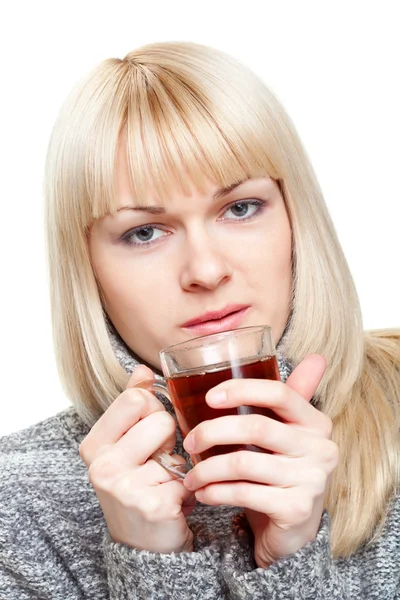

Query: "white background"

xmin=0 ymin=1 xmax=398 ymax=436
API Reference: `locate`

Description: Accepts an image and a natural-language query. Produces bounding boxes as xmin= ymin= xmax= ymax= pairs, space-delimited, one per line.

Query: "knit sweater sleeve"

xmin=0 ymin=494 xmax=229 ymax=600
xmin=221 ymin=512 xmax=353 ymax=599
xmin=0 ymin=500 xmax=88 ymax=599
xmin=103 ymin=533 xmax=228 ymax=599
xmin=0 ymin=481 xmax=229 ymax=600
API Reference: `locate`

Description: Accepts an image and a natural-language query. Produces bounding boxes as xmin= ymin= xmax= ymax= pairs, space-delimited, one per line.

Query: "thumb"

xmin=285 ymin=354 xmax=326 ymax=402
xmin=126 ymin=364 xmax=155 ymax=390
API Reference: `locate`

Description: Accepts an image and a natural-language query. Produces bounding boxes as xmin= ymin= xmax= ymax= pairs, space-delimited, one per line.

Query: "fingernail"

xmin=207 ymin=389 xmax=227 ymax=405
xmin=184 ymin=434 xmax=195 ymax=452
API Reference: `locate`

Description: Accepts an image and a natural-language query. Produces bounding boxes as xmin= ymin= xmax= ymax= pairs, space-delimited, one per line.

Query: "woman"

xmin=0 ymin=41 xmax=399 ymax=599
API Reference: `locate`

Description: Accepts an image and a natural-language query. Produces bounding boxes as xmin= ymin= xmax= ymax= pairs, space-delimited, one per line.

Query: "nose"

xmin=180 ymin=230 xmax=232 ymax=292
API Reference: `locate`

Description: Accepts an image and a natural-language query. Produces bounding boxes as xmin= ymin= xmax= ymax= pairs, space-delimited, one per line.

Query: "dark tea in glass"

xmin=167 ymin=354 xmax=281 ymax=462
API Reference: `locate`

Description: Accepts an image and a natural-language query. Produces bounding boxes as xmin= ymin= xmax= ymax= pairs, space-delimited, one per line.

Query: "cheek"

xmin=99 ymin=268 xmax=153 ymax=320
xmin=245 ymin=222 xmax=292 ymax=281
xmin=90 ymin=244 xmax=141 ymax=315
xmin=92 ymin=250 xmax=176 ymax=336
xmin=256 ymin=225 xmax=292 ymax=340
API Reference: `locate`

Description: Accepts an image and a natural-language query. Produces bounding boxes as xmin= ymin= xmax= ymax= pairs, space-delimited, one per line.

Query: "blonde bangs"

xmin=76 ymin=50 xmax=283 ymax=223
xmin=121 ymin=62 xmax=279 ymax=206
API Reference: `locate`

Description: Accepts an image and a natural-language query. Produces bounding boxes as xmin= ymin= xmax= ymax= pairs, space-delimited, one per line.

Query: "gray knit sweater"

xmin=1 ymin=333 xmax=399 ymax=598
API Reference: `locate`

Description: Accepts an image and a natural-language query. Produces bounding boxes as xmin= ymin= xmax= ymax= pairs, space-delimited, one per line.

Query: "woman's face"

xmin=89 ymin=150 xmax=293 ymax=369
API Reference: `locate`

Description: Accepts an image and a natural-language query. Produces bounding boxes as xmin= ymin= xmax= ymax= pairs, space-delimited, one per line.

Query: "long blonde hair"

xmin=44 ymin=41 xmax=400 ymax=558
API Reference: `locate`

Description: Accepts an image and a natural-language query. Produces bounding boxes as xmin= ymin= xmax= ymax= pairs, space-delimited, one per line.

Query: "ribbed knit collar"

xmin=108 ymin=326 xmax=294 ymax=406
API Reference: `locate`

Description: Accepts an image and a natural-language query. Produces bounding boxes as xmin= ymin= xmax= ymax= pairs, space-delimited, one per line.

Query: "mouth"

xmin=181 ymin=304 xmax=250 ymax=335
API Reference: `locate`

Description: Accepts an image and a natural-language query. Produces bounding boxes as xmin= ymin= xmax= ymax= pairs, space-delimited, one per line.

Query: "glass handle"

xmin=133 ymin=379 xmax=191 ymax=480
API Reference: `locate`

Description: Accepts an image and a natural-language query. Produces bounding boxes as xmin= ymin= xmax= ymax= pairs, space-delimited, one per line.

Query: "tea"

xmin=167 ymin=355 xmax=281 ymax=462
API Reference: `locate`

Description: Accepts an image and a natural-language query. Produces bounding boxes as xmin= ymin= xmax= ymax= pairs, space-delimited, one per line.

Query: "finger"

xmin=126 ymin=364 xmax=155 ymax=389
xmin=90 ymin=446 xmax=187 ymax=495
xmin=285 ymin=355 xmax=326 ymax=401
xmin=80 ymin=387 xmax=164 ymax=465
xmin=112 ymin=475 xmax=195 ymax=520
xmin=194 ymin=481 xmax=301 ymax=520
xmin=137 ymin=453 xmax=191 ymax=485
xmin=184 ymin=450 xmax=296 ymax=490
xmin=159 ymin=479 xmax=197 ymax=510
xmin=134 ymin=479 xmax=196 ymax=520
xmin=115 ymin=409 xmax=178 ymax=466
xmin=205 ymin=378 xmax=328 ymax=432
xmin=184 ymin=413 xmax=312 ymax=456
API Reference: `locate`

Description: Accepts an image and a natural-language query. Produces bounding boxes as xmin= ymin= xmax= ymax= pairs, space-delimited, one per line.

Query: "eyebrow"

xmin=212 ymin=179 xmax=248 ymax=200
xmin=117 ymin=179 xmax=248 ymax=214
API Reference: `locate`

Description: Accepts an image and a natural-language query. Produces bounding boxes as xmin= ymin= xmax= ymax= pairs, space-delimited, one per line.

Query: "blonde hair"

xmin=44 ymin=41 xmax=400 ymax=558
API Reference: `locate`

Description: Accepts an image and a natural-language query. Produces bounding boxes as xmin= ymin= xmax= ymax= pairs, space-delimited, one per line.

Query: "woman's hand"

xmin=79 ymin=365 xmax=196 ymax=554
xmin=182 ymin=355 xmax=338 ymax=567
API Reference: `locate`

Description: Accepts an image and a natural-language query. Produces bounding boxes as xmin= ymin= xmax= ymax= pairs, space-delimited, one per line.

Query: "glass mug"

xmin=134 ymin=325 xmax=281 ymax=479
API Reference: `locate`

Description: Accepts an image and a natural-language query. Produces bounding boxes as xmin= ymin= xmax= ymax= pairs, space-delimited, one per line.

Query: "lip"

xmin=181 ymin=304 xmax=250 ymax=335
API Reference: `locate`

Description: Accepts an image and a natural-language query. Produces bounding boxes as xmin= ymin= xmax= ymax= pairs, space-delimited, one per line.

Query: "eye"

xmin=221 ymin=199 xmax=266 ymax=221
xmin=121 ymin=225 xmax=168 ymax=247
